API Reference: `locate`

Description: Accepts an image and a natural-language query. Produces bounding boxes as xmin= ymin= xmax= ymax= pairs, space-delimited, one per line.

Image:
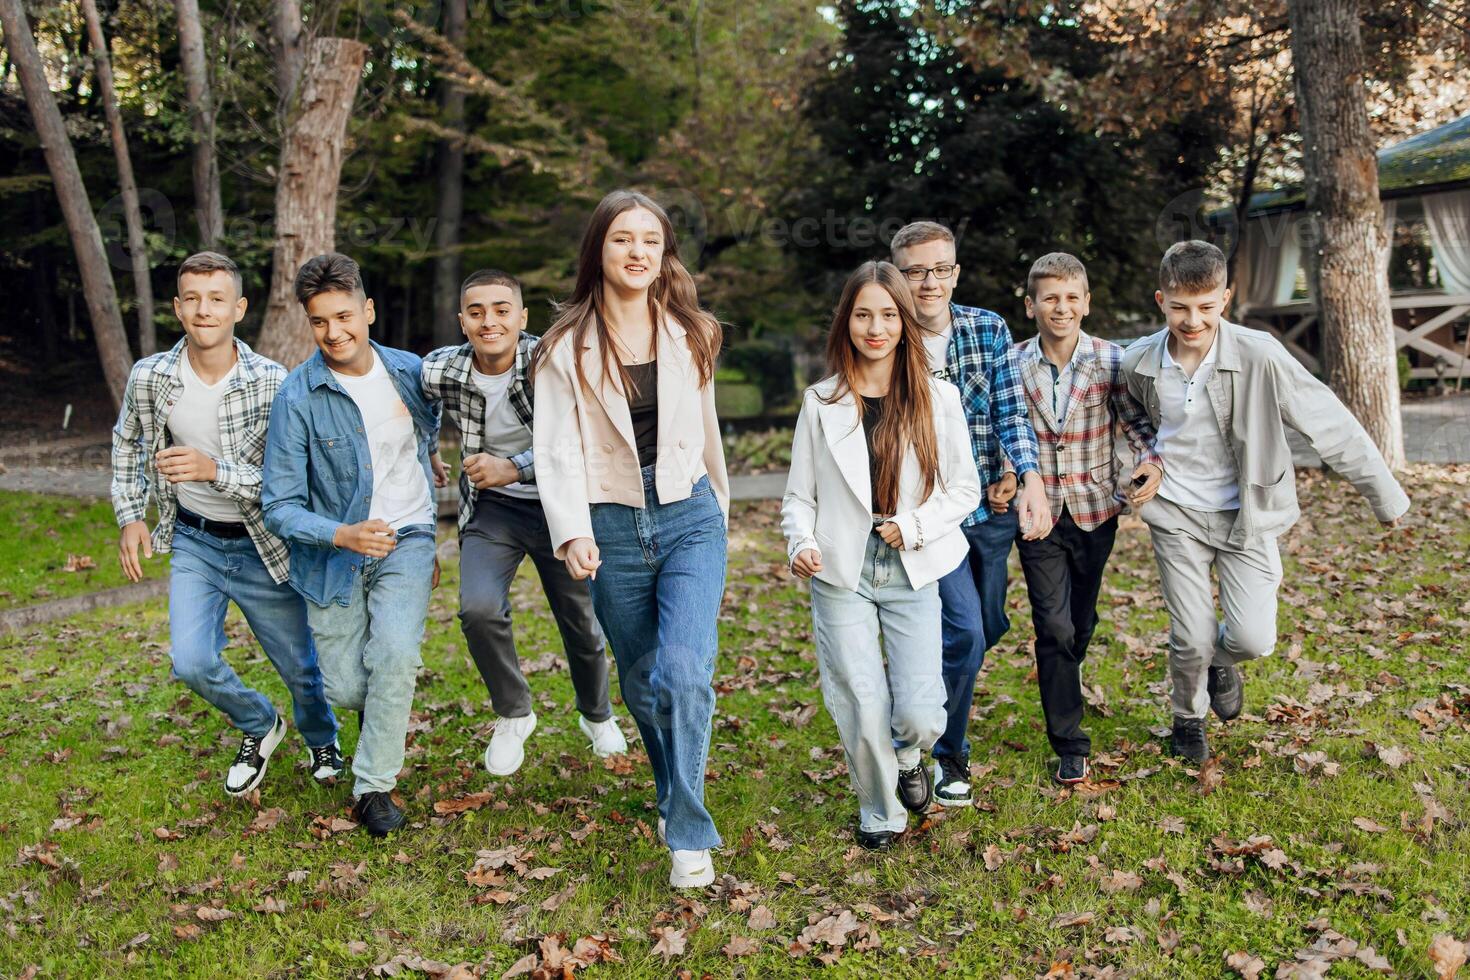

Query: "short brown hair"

xmin=1159 ymin=240 xmax=1227 ymax=294
xmin=889 ymin=221 xmax=955 ymax=260
xmin=1027 ymin=252 xmax=1089 ymax=299
xmin=459 ymin=268 xmax=522 ymax=305
xmin=177 ymin=251 xmax=241 ymax=297
xmin=294 ymin=253 xmax=364 ymax=307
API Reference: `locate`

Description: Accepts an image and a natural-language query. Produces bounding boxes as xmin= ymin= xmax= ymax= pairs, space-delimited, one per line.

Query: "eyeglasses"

xmin=901 ymin=264 xmax=958 ymax=282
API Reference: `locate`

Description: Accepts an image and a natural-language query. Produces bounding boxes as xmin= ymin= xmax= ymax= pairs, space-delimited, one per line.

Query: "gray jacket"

xmin=1121 ymin=320 xmax=1409 ymax=547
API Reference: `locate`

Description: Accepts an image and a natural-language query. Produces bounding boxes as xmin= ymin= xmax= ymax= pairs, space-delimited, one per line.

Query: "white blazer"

xmin=781 ymin=375 xmax=981 ymax=592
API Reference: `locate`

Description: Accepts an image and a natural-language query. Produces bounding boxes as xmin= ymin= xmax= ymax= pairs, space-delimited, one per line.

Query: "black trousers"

xmin=1014 ymin=508 xmax=1118 ymax=757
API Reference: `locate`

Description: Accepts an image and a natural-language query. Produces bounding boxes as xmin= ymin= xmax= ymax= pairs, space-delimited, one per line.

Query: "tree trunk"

xmin=1 ymin=0 xmax=132 ymax=408
xmin=174 ymin=0 xmax=223 ymax=246
xmin=81 ymin=0 xmax=156 ymax=356
xmin=1287 ymin=0 xmax=1405 ymax=469
xmin=273 ymin=0 xmax=304 ymax=117
xmin=254 ymin=37 xmax=369 ymax=368
xmin=431 ymin=0 xmax=468 ymax=347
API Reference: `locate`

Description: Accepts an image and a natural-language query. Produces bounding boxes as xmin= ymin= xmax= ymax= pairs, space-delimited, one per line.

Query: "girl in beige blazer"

xmin=531 ymin=190 xmax=728 ymax=890
xmin=781 ymin=261 xmax=981 ymax=850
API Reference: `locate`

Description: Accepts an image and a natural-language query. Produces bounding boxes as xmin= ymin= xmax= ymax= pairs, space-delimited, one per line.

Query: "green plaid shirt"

xmin=421 ymin=334 xmax=537 ymax=532
xmin=110 ymin=338 xmax=292 ymax=583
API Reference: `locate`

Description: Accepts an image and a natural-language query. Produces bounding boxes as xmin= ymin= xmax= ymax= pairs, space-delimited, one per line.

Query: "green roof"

xmin=1244 ymin=113 xmax=1470 ymax=216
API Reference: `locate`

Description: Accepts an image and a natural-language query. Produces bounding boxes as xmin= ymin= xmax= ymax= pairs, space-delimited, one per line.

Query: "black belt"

xmin=176 ymin=507 xmax=250 ymax=539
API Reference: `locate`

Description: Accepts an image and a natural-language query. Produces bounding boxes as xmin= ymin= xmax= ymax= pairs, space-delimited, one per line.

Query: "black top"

xmin=861 ymin=395 xmax=885 ymax=516
xmin=625 ymin=360 xmax=659 ymax=469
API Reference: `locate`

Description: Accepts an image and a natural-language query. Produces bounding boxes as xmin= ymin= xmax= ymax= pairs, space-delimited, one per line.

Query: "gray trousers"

xmin=1139 ymin=496 xmax=1282 ymax=721
xmin=459 ymin=491 xmax=611 ymax=722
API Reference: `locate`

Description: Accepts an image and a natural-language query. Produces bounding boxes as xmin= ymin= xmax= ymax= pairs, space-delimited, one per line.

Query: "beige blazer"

xmin=533 ymin=316 xmax=730 ymax=559
xmin=781 ymin=375 xmax=981 ymax=592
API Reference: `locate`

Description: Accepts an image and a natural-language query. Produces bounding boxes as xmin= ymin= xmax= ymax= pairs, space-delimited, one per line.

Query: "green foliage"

xmin=723 ymin=340 xmax=796 ymax=406
xmin=714 ymin=380 xmax=764 ymax=418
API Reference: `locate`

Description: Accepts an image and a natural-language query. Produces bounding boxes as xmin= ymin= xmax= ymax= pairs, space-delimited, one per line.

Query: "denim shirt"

xmin=262 ymin=341 xmax=441 ymax=606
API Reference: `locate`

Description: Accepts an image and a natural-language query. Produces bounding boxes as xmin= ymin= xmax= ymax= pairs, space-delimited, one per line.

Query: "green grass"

xmin=0 ymin=490 xmax=160 ymax=609
xmin=1 ymin=468 xmax=1467 ymax=977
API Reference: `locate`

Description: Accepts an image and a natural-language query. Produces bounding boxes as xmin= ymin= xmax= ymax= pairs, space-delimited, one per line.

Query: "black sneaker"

xmin=933 ymin=755 xmax=973 ymax=807
xmin=856 ymin=828 xmax=897 ymax=851
xmin=1054 ymin=754 xmax=1088 ymax=785
xmin=224 ymin=714 xmax=287 ymax=796
xmin=307 ymin=741 xmax=344 ymax=783
xmin=352 ymin=791 xmax=405 ymax=837
xmin=896 ymin=761 xmax=933 ymax=813
xmin=1207 ymin=663 xmax=1244 ymax=721
xmin=1170 ymin=716 xmax=1210 ymax=764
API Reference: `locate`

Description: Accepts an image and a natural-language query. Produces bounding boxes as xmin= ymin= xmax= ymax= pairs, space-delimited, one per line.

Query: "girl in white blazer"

xmin=782 ymin=261 xmax=981 ymax=850
xmin=531 ymin=190 xmax=728 ymax=890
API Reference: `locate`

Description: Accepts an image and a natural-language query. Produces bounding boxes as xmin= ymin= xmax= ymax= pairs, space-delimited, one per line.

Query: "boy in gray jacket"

xmin=1122 ymin=241 xmax=1409 ymax=763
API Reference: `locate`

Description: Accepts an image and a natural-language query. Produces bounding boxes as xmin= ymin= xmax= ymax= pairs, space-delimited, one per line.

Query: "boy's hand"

xmin=463 ymin=452 xmax=519 ymax=489
xmin=334 ymin=519 xmax=397 ymax=557
xmin=564 ymin=537 xmax=601 ymax=580
xmin=1016 ymin=472 xmax=1054 ymax=541
xmin=155 ymin=446 xmax=217 ymax=484
xmin=1128 ymin=462 xmax=1163 ymax=507
xmin=432 ymin=556 xmax=441 ymax=589
xmin=430 ymin=453 xmax=450 ymax=488
xmin=875 ymin=521 xmax=906 ymax=549
xmin=791 ymin=548 xmax=823 ymax=579
xmin=987 ymin=472 xmax=1018 ymax=514
xmin=118 ymin=521 xmax=153 ymax=583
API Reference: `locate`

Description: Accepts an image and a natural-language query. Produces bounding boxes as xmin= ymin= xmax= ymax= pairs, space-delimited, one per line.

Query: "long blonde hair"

xmin=823 ymin=261 xmax=940 ymax=515
xmin=531 ymin=190 xmax=722 ymax=393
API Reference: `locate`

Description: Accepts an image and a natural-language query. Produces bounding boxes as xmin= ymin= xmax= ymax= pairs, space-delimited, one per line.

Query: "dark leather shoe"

xmin=1207 ymin=663 xmax=1244 ymax=721
xmin=856 ymin=828 xmax=897 ymax=850
xmin=1170 ymin=716 xmax=1210 ymax=764
xmin=1054 ymin=754 xmax=1088 ymax=784
xmin=353 ymin=791 xmax=405 ymax=837
xmin=896 ymin=761 xmax=933 ymax=813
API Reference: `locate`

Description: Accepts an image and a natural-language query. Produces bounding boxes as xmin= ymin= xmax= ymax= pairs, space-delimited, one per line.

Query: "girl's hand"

xmin=565 ymin=537 xmax=602 ymax=580
xmin=792 ymin=548 xmax=823 ymax=578
xmin=876 ymin=521 xmax=905 ymax=549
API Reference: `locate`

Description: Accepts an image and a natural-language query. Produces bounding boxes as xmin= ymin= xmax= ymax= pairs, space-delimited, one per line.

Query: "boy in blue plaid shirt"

xmin=890 ymin=222 xmax=1054 ymax=807
xmin=112 ymin=251 xmax=340 ymax=798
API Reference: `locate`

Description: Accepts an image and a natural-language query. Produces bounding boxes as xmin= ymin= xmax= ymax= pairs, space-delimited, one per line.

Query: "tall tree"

xmin=1287 ymin=0 xmax=1404 ymax=467
xmin=430 ymin=0 xmax=467 ymax=346
xmin=1 ymin=0 xmax=132 ymax=406
xmin=80 ymin=0 xmax=155 ymax=355
xmin=174 ymin=0 xmax=223 ymax=246
xmin=254 ymin=36 xmax=369 ymax=366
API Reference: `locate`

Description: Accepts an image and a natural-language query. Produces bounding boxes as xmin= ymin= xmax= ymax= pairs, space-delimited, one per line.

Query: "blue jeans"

xmin=811 ymin=535 xmax=946 ymax=834
xmin=934 ymin=508 xmax=1018 ymax=761
xmin=169 ymin=522 xmax=336 ymax=747
xmin=304 ymin=525 xmax=435 ymax=795
xmin=588 ymin=468 xmax=726 ymax=852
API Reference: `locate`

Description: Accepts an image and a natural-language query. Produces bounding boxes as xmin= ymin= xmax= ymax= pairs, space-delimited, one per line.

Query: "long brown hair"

xmin=823 ymin=261 xmax=940 ymax=515
xmin=531 ymin=190 xmax=722 ymax=394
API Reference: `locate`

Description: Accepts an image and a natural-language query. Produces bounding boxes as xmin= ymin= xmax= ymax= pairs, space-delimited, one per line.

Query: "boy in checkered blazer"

xmin=1005 ymin=253 xmax=1161 ymax=783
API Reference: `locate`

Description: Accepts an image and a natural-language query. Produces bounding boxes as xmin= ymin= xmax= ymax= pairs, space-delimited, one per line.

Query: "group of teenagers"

xmin=111 ymin=188 xmax=1409 ymax=889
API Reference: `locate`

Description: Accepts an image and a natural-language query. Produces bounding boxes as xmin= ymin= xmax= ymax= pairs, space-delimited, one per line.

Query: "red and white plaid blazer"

xmin=1006 ymin=332 xmax=1162 ymax=530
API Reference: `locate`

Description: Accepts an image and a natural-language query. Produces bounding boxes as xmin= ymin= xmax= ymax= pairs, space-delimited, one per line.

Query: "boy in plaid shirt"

xmin=1003 ymin=253 xmax=1161 ymax=783
xmin=112 ymin=251 xmax=340 ymax=798
xmin=421 ymin=269 xmax=624 ymax=778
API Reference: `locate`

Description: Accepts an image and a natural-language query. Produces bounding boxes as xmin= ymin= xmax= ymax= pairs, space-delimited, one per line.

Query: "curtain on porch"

xmin=1422 ymin=189 xmax=1470 ymax=295
xmin=1237 ymin=212 xmax=1305 ymax=311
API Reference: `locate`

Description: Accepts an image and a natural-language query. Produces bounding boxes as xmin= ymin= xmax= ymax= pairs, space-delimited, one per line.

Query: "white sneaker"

xmin=669 ymin=848 xmax=715 ymax=889
xmin=579 ymin=715 xmax=628 ymax=758
xmin=225 ymin=714 xmax=287 ymax=796
xmin=484 ymin=712 xmax=537 ymax=776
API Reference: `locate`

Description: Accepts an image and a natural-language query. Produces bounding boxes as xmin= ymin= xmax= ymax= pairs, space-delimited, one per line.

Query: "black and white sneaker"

xmin=1054 ymin=754 xmax=1088 ymax=785
xmin=933 ymin=755 xmax=973 ymax=807
xmin=225 ymin=714 xmax=287 ymax=796
xmin=307 ymin=741 xmax=344 ymax=783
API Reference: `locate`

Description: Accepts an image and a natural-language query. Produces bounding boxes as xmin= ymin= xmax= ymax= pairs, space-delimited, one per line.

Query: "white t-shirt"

xmin=470 ymin=364 xmax=538 ymax=500
xmin=922 ymin=323 xmax=953 ymax=374
xmin=330 ymin=351 xmax=435 ymax=529
xmin=1155 ymin=336 xmax=1240 ymax=512
xmin=167 ymin=351 xmax=244 ymax=523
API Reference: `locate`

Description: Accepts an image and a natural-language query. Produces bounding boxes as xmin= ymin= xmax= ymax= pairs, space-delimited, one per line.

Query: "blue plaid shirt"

xmin=933 ymin=303 xmax=1040 ymax=525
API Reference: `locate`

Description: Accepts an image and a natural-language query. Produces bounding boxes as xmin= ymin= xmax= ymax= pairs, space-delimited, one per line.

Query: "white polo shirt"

xmin=1154 ymin=335 xmax=1240 ymax=512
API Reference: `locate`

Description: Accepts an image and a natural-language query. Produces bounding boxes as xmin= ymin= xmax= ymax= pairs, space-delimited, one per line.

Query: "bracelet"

xmin=913 ymin=515 xmax=924 ymax=551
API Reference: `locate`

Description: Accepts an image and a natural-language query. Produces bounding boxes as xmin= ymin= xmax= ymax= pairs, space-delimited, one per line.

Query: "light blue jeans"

xmin=588 ymin=468 xmax=727 ymax=852
xmin=304 ymin=525 xmax=435 ymax=795
xmin=169 ymin=522 xmax=337 ymax=747
xmin=811 ymin=534 xmax=946 ymax=834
